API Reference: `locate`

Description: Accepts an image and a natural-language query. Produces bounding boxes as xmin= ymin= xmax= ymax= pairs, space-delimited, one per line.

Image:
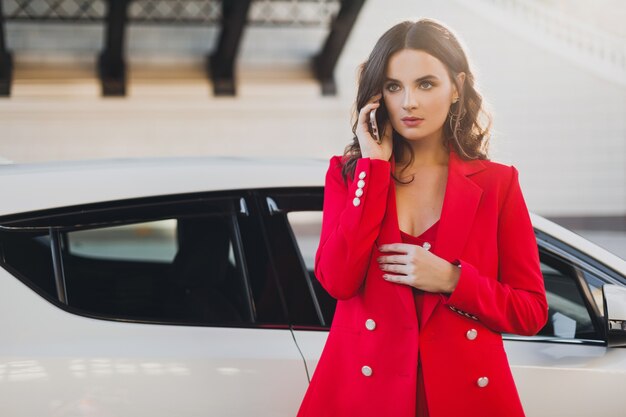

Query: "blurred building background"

xmin=0 ymin=0 xmax=625 ymax=258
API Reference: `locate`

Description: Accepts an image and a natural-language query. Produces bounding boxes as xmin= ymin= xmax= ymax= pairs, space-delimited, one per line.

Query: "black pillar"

xmin=313 ymin=0 xmax=366 ymax=95
xmin=98 ymin=0 xmax=130 ymax=96
xmin=207 ymin=0 xmax=252 ymax=96
xmin=0 ymin=0 xmax=13 ymax=97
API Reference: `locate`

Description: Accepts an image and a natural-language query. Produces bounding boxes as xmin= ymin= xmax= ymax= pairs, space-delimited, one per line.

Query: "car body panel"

xmin=505 ymin=339 xmax=626 ymax=417
xmin=0 ymin=269 xmax=308 ymax=417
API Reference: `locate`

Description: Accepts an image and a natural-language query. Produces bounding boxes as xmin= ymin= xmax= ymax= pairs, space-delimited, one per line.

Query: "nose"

xmin=402 ymin=88 xmax=418 ymax=111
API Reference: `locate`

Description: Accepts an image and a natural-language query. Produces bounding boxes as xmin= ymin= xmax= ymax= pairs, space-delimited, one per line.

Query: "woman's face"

xmin=382 ymin=48 xmax=463 ymax=145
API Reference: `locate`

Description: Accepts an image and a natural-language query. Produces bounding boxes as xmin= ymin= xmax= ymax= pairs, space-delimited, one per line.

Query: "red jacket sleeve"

xmin=314 ymin=155 xmax=391 ymax=300
xmin=445 ymin=166 xmax=549 ymax=336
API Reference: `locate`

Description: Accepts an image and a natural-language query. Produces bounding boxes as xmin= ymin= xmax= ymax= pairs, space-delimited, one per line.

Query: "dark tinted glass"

xmin=536 ymin=251 xmax=602 ymax=340
xmin=61 ymin=215 xmax=251 ymax=324
xmin=0 ymin=230 xmax=56 ymax=297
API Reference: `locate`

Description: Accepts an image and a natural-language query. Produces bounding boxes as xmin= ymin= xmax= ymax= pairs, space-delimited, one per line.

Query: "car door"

xmin=503 ymin=232 xmax=626 ymax=417
xmin=269 ymin=187 xmax=626 ymax=417
xmin=0 ymin=192 xmax=308 ymax=417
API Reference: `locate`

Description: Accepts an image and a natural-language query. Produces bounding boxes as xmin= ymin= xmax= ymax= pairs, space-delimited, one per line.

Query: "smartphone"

xmin=369 ymin=108 xmax=381 ymax=144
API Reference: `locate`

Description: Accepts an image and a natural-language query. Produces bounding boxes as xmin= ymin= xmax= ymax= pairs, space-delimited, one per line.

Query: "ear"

xmin=457 ymin=72 xmax=466 ymax=86
xmin=452 ymin=72 xmax=465 ymax=101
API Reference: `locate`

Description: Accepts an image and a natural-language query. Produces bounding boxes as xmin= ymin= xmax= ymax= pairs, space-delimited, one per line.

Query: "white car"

xmin=1 ymin=156 xmax=625 ymax=417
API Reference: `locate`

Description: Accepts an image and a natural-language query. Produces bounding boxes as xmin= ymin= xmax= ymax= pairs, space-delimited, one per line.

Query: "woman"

xmin=296 ymin=18 xmax=548 ymax=417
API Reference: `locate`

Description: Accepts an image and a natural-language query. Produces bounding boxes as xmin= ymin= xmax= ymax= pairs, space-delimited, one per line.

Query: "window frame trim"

xmin=229 ymin=209 xmax=256 ymax=323
xmin=49 ymin=227 xmax=68 ymax=304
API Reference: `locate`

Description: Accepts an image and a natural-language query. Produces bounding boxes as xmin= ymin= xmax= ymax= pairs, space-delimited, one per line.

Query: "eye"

xmin=385 ymin=82 xmax=401 ymax=92
xmin=419 ymin=80 xmax=434 ymax=90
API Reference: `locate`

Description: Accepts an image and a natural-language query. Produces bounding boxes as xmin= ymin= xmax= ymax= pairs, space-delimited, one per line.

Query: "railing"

xmin=0 ymin=0 xmax=364 ymax=97
xmin=455 ymin=0 xmax=626 ymax=85
xmin=2 ymin=0 xmax=340 ymax=27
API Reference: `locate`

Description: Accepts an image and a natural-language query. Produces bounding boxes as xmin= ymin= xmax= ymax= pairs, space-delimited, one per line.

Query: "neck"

xmin=399 ymin=136 xmax=449 ymax=169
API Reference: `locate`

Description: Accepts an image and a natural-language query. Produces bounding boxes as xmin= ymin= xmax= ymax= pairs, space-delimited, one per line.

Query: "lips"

xmin=401 ymin=117 xmax=424 ymax=127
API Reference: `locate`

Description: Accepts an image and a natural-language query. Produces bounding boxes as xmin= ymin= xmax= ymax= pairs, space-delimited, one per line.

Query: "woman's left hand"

xmin=377 ymin=243 xmax=461 ymax=294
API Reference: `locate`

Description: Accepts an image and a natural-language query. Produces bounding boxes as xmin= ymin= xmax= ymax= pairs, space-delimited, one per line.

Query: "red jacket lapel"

xmin=420 ymin=149 xmax=487 ymax=326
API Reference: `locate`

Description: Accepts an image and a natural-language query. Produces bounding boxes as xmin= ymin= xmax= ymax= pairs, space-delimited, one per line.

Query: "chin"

xmin=396 ymin=130 xmax=429 ymax=142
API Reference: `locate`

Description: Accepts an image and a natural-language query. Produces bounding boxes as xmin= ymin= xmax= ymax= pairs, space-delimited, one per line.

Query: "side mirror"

xmin=602 ymin=284 xmax=626 ymax=347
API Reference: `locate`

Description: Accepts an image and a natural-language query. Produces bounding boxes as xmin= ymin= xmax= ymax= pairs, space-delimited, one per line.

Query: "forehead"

xmin=385 ymin=49 xmax=448 ymax=78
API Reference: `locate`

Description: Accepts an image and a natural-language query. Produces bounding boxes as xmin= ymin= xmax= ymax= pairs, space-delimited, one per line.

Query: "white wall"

xmin=0 ymin=0 xmax=624 ymax=217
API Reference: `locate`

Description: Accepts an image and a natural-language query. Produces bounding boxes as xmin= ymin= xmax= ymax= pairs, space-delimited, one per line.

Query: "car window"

xmin=581 ymin=270 xmax=605 ymax=317
xmin=61 ymin=215 xmax=251 ymax=324
xmin=288 ymin=211 xmax=322 ymax=270
xmin=534 ymin=250 xmax=602 ymax=341
xmin=286 ymin=210 xmax=336 ymax=326
xmin=0 ymin=195 xmax=291 ymax=327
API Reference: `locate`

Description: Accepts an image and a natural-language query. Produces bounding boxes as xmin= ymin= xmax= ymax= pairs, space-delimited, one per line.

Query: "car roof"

xmin=530 ymin=213 xmax=626 ymax=274
xmin=0 ymin=156 xmax=329 ymax=216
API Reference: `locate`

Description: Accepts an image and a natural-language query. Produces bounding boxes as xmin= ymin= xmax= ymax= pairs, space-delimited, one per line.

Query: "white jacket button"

xmin=422 ymin=242 xmax=431 ymax=251
xmin=466 ymin=329 xmax=478 ymax=340
xmin=353 ymin=197 xmax=361 ymax=207
xmin=359 ymin=171 xmax=366 ymax=179
xmin=361 ymin=366 xmax=373 ymax=377
xmin=355 ymin=188 xmax=363 ymax=197
xmin=357 ymin=179 xmax=365 ymax=189
xmin=477 ymin=377 xmax=489 ymax=387
xmin=365 ymin=319 xmax=376 ymax=331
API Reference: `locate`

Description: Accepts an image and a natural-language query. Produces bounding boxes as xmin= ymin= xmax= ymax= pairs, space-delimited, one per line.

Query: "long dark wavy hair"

xmin=341 ymin=18 xmax=492 ymax=183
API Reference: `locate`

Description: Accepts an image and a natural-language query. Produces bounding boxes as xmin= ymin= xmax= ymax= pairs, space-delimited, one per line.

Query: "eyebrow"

xmin=385 ymin=75 xmax=440 ymax=83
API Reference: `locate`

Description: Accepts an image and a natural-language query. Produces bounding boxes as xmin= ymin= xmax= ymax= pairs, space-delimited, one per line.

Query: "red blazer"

xmin=297 ymin=148 xmax=548 ymax=417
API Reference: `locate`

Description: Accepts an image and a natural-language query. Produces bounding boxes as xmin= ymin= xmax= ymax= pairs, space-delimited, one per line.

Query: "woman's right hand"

xmin=356 ymin=93 xmax=393 ymax=161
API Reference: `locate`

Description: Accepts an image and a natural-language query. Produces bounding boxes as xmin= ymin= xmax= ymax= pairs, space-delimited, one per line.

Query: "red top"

xmin=399 ymin=220 xmax=440 ymax=328
xmin=400 ymin=220 xmax=439 ymax=417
